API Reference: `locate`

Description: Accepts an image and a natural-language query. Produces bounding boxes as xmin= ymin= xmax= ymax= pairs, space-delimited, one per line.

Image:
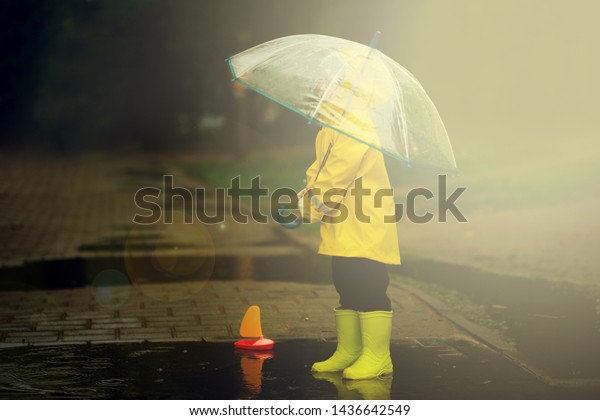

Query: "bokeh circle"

xmin=124 ymin=211 xmax=216 ymax=302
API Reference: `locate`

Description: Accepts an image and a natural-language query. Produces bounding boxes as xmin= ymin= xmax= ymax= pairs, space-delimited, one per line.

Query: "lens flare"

xmin=92 ymin=269 xmax=132 ymax=309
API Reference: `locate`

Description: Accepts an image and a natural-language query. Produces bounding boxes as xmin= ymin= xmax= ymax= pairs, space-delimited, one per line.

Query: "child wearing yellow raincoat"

xmin=297 ymin=125 xmax=400 ymax=380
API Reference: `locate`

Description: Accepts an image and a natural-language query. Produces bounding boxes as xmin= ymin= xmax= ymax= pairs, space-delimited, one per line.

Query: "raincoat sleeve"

xmin=299 ymin=128 xmax=369 ymax=222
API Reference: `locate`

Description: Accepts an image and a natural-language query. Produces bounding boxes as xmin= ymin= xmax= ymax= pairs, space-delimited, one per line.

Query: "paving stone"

xmin=63 ymin=328 xmax=115 ymax=337
xmin=36 ymin=321 xmax=88 ymax=331
xmin=65 ymin=312 xmax=114 ymax=320
xmin=5 ymin=331 xmax=60 ymax=344
xmin=62 ymin=334 xmax=116 ymax=343
xmin=92 ymin=322 xmax=142 ymax=329
xmin=0 ymin=326 xmax=33 ymax=333
xmin=5 ymin=335 xmax=59 ymax=344
xmin=119 ymin=328 xmax=173 ymax=340
xmin=146 ymin=319 xmax=198 ymax=328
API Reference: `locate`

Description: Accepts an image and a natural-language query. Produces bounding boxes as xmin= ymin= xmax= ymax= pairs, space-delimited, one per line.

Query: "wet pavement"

xmin=396 ymin=259 xmax=600 ymax=385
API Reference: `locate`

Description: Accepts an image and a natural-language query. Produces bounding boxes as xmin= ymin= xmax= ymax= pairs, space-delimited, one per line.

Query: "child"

xmin=297 ymin=125 xmax=400 ymax=380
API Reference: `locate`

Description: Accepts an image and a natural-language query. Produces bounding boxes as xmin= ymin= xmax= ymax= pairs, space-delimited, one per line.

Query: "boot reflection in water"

xmin=311 ymin=372 xmax=361 ymax=400
xmin=346 ymin=375 xmax=393 ymax=400
xmin=312 ymin=371 xmax=393 ymax=400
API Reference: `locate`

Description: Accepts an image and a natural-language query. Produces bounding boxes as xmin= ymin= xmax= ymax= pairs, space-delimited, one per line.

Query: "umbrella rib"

xmin=308 ymin=58 xmax=351 ymax=123
xmin=378 ymin=53 xmax=409 ymax=163
xmin=381 ymin=55 xmax=457 ymax=169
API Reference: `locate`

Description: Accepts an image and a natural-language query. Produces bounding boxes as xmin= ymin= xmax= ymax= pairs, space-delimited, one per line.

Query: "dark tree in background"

xmin=1 ymin=0 xmax=230 ymax=151
xmin=1 ymin=0 xmax=403 ymax=153
xmin=0 ymin=1 xmax=329 ymax=152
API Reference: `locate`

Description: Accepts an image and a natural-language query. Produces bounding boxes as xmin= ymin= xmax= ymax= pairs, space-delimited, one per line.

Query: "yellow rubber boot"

xmin=342 ymin=311 xmax=393 ymax=380
xmin=312 ymin=309 xmax=362 ymax=373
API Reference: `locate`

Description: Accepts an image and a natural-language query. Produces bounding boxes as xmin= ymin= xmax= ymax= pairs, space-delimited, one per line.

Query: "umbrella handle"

xmin=275 ymin=204 xmax=302 ymax=229
xmin=369 ymin=31 xmax=381 ymax=49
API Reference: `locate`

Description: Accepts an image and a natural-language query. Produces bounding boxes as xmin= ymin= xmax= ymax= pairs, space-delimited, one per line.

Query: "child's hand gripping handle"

xmin=275 ymin=188 xmax=307 ymax=229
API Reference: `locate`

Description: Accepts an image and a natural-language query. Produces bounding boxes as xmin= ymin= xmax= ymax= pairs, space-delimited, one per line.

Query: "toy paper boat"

xmin=234 ymin=305 xmax=274 ymax=351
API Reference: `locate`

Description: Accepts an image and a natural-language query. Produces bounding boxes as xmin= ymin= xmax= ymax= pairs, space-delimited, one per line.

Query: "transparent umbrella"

xmin=226 ymin=32 xmax=457 ymax=171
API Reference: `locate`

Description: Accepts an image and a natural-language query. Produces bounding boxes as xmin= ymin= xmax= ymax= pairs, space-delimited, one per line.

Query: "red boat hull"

xmin=234 ymin=338 xmax=274 ymax=351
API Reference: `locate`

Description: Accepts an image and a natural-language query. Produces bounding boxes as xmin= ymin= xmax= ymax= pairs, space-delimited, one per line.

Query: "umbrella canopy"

xmin=227 ymin=33 xmax=457 ymax=171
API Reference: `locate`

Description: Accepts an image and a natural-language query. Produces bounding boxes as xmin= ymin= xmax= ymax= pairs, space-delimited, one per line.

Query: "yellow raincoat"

xmin=300 ymin=127 xmax=401 ymax=265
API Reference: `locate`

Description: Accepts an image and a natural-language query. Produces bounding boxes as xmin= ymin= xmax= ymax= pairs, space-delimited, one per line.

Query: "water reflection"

xmin=0 ymin=340 xmax=580 ymax=399
xmin=312 ymin=372 xmax=393 ymax=400
xmin=0 ymin=345 xmax=121 ymax=398
xmin=236 ymin=349 xmax=273 ymax=397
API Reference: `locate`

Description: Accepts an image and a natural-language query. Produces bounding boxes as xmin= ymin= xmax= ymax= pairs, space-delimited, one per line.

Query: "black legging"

xmin=331 ymin=256 xmax=391 ymax=312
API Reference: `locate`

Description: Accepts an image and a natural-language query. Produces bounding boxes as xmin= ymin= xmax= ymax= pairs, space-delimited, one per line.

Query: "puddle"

xmin=0 ymin=205 xmax=327 ymax=291
xmin=0 ymin=253 xmax=329 ymax=292
xmin=1 ymin=339 xmax=589 ymax=400
xmin=395 ymin=259 xmax=600 ymax=380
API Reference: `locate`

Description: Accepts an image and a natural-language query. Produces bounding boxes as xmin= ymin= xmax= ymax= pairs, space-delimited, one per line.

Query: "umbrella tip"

xmin=369 ymin=31 xmax=382 ymax=49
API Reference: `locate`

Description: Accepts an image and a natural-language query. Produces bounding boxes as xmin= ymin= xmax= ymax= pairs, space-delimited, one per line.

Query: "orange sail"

xmin=240 ymin=305 xmax=263 ymax=338
xmin=234 ymin=305 xmax=274 ymax=350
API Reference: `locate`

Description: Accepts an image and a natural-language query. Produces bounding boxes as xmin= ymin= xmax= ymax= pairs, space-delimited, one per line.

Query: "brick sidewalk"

xmin=0 ymin=279 xmax=471 ymax=346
